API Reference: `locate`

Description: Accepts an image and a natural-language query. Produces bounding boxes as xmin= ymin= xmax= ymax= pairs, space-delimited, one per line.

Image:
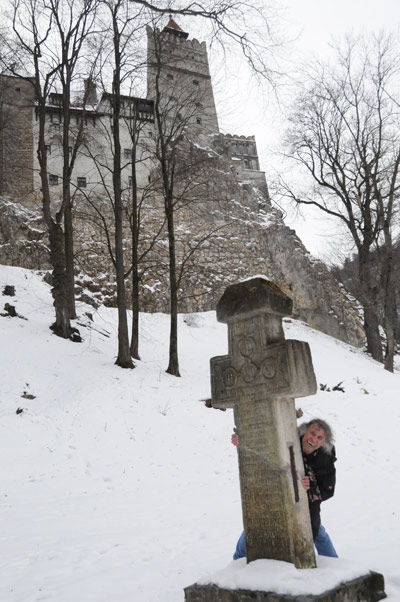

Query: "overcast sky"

xmin=212 ymin=0 xmax=400 ymax=260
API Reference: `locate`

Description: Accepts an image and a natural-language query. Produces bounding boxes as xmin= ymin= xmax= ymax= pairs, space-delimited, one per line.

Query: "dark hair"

xmin=298 ymin=418 xmax=334 ymax=453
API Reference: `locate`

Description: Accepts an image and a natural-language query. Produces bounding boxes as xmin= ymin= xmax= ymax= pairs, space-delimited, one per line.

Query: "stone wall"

xmin=0 ymin=76 xmax=35 ymax=203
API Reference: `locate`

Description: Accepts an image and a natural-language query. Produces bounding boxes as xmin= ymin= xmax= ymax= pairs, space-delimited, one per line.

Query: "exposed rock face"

xmin=257 ymin=219 xmax=364 ymax=346
xmin=0 ymin=155 xmax=365 ymax=349
xmin=0 ymin=197 xmax=49 ymax=270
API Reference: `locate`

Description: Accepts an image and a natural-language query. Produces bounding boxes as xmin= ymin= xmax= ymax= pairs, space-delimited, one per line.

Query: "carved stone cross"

xmin=210 ymin=278 xmax=317 ymax=568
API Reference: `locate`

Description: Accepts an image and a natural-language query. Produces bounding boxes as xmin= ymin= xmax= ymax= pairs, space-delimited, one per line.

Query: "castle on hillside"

xmin=0 ymin=19 xmax=365 ymax=348
xmin=0 ymin=18 xmax=266 ymax=205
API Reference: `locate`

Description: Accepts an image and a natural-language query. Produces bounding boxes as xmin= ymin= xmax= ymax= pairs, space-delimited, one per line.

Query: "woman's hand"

xmin=301 ymin=476 xmax=310 ymax=490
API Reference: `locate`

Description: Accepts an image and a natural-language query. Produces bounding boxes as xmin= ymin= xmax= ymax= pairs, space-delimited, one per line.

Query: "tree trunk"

xmin=62 ymin=75 xmax=76 ymax=320
xmin=37 ymin=96 xmax=74 ymax=341
xmin=130 ymin=138 xmax=140 ymax=360
xmin=381 ymin=239 xmax=397 ymax=372
xmin=358 ymin=250 xmax=383 ymax=362
xmin=130 ymin=273 xmax=140 ymax=360
xmin=49 ymin=221 xmax=74 ymax=338
xmin=64 ymin=198 xmax=76 ymax=319
xmin=166 ymin=200 xmax=180 ymax=377
xmin=113 ymin=27 xmax=134 ymax=369
xmin=114 ymin=165 xmax=132 ymax=367
xmin=114 ymin=156 xmax=133 ymax=367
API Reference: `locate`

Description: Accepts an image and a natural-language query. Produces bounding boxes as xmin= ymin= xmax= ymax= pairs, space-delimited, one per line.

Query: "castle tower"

xmin=0 ymin=75 xmax=35 ymax=203
xmin=146 ymin=19 xmax=219 ymax=142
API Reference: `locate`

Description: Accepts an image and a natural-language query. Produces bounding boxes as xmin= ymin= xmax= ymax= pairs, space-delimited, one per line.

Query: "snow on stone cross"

xmin=210 ymin=277 xmax=317 ymax=568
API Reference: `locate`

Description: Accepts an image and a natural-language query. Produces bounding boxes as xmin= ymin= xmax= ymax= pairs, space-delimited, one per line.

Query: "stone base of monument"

xmin=184 ymin=571 xmax=386 ymax=602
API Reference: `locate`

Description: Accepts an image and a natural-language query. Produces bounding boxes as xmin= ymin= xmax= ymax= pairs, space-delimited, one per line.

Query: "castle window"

xmin=128 ymin=176 xmax=132 ymax=188
xmin=196 ymin=117 xmax=202 ymax=124
xmin=77 ymin=176 xmax=87 ymax=188
xmin=124 ymin=148 xmax=132 ymax=160
xmin=193 ymin=79 xmax=199 ymax=86
xmin=45 ymin=145 xmax=51 ymax=155
xmin=49 ymin=174 xmax=59 ymax=186
xmin=68 ymin=146 xmax=72 ymax=156
xmin=15 ymin=87 xmax=21 ymax=96
xmin=167 ymin=73 xmax=174 ymax=80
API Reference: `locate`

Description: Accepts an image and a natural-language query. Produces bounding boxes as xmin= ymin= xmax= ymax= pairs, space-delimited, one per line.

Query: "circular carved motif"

xmin=223 ymin=367 xmax=236 ymax=388
xmin=241 ymin=363 xmax=258 ymax=383
xmin=261 ymin=358 xmax=276 ymax=380
xmin=239 ymin=337 xmax=256 ymax=359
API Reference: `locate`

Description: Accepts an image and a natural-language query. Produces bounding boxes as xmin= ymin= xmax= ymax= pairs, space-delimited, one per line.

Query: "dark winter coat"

xmin=301 ymin=438 xmax=337 ymax=540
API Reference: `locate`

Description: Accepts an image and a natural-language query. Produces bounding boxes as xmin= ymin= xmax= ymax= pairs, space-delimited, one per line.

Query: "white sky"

xmin=212 ymin=0 xmax=400 ymax=260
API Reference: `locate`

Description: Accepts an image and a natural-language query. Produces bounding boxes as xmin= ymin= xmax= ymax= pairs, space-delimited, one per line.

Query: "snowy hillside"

xmin=1 ymin=265 xmax=399 ymax=601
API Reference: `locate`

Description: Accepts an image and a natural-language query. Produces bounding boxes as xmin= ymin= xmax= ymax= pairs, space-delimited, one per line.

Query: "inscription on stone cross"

xmin=210 ymin=278 xmax=317 ymax=568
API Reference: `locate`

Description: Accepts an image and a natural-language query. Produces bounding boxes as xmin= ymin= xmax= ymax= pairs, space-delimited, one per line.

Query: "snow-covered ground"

xmin=0 ymin=265 xmax=399 ymax=602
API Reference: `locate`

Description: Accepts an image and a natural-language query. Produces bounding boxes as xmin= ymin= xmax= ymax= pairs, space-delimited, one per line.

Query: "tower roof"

xmin=163 ymin=17 xmax=189 ymax=39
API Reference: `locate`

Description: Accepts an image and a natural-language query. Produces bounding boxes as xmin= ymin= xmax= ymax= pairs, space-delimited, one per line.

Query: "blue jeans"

xmin=314 ymin=524 xmax=338 ymax=557
xmin=233 ymin=524 xmax=338 ymax=560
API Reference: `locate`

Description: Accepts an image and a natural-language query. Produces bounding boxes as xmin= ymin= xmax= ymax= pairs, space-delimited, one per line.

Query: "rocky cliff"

xmin=0 ymin=159 xmax=365 ymax=349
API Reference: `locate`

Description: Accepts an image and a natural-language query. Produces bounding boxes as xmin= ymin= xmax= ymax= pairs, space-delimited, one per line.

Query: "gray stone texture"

xmin=211 ymin=278 xmax=316 ymax=568
xmin=0 ymin=77 xmax=35 ymax=202
xmin=0 ymin=197 xmax=49 ymax=270
xmin=184 ymin=571 xmax=386 ymax=601
xmin=0 ymin=163 xmax=366 ymax=350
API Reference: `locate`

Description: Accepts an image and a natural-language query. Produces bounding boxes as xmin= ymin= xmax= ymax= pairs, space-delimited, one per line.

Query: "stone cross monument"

xmin=210 ymin=277 xmax=317 ymax=569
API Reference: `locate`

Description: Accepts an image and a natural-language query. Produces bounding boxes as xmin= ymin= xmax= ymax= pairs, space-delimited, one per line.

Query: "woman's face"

xmin=301 ymin=424 xmax=326 ymax=455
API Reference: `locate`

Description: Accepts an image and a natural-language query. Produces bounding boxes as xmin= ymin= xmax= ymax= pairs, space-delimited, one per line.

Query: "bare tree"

xmin=4 ymin=0 xmax=99 ymax=338
xmin=122 ymin=94 xmax=163 ymax=361
xmin=148 ymin=20 xmax=234 ymax=376
xmin=8 ymin=0 xmax=79 ymax=339
xmin=282 ymin=34 xmax=400 ymax=370
xmin=77 ymin=0 xmax=153 ymax=367
xmin=48 ymin=0 xmax=99 ymax=320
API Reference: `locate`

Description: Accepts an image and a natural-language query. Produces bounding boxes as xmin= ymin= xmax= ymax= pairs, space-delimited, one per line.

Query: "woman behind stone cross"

xmin=232 ymin=418 xmax=338 ymax=559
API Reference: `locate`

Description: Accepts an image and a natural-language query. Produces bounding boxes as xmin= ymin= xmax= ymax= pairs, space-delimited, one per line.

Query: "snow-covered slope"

xmin=0 ymin=265 xmax=399 ymax=601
